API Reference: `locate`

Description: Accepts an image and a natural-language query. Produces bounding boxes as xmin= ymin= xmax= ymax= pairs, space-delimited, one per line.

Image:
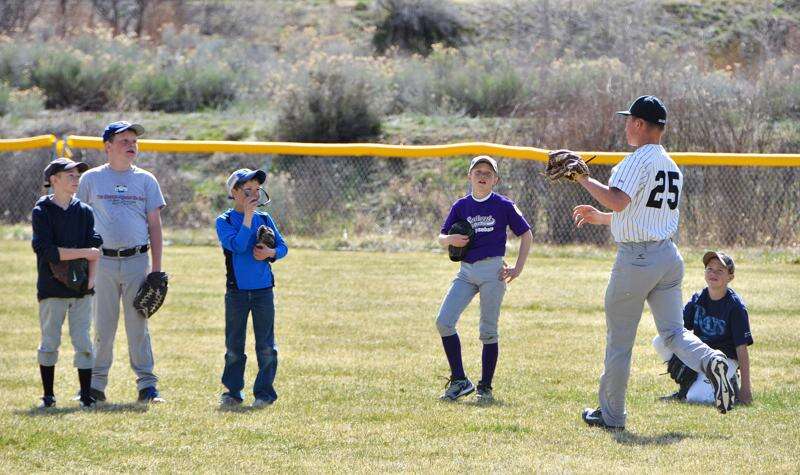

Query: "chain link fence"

xmin=2 ymin=148 xmax=799 ymax=247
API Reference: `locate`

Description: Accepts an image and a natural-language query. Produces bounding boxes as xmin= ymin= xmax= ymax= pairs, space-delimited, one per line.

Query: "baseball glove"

xmin=447 ymin=220 xmax=475 ymax=262
xmin=257 ymin=225 xmax=276 ymax=248
xmin=49 ymin=259 xmax=89 ymax=293
xmin=256 ymin=225 xmax=276 ymax=263
xmin=133 ymin=271 xmax=169 ymax=319
xmin=546 ymin=150 xmax=592 ymax=181
xmin=667 ymin=354 xmax=697 ymax=399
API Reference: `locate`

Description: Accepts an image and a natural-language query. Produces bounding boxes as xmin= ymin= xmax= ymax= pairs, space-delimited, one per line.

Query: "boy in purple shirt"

xmin=436 ymin=156 xmax=533 ymax=402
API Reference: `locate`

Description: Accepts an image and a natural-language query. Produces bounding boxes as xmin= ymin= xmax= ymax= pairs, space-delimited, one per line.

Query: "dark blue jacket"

xmin=31 ymin=196 xmax=103 ymax=301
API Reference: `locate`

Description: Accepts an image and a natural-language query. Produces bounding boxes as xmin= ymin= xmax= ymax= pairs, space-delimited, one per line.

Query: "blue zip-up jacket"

xmin=215 ymin=209 xmax=288 ymax=290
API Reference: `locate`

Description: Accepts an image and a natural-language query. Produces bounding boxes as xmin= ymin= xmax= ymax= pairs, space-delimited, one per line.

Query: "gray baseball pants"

xmin=599 ymin=239 xmax=724 ymax=427
xmin=436 ymin=256 xmax=506 ymax=344
xmin=38 ymin=297 xmax=94 ymax=368
xmin=91 ymin=252 xmax=158 ymax=392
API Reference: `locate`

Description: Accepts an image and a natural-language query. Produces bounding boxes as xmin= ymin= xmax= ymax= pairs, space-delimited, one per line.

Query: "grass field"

xmin=1 ymin=239 xmax=798 ymax=472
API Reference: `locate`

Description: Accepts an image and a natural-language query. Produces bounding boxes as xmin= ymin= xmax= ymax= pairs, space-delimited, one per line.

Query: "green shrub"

xmin=276 ymin=69 xmax=382 ymax=143
xmin=128 ymin=63 xmax=236 ymax=112
xmin=373 ymin=0 xmax=467 ymax=56
xmin=435 ymin=57 xmax=527 ymax=117
xmin=0 ymin=82 xmax=9 ymax=116
xmin=30 ymin=51 xmax=127 ymax=111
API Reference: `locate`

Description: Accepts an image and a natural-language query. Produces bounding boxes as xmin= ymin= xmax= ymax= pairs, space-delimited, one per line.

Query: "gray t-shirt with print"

xmin=77 ymin=164 xmax=166 ymax=249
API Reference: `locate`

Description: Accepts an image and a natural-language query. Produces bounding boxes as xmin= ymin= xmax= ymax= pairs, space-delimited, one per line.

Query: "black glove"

xmin=667 ymin=354 xmax=698 ymax=399
xmin=447 ymin=220 xmax=475 ymax=262
xmin=133 ymin=272 xmax=169 ymax=319
xmin=50 ymin=259 xmax=89 ymax=294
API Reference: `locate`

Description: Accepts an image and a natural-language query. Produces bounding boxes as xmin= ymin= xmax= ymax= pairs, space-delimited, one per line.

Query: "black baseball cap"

xmin=43 ymin=157 xmax=89 ymax=186
xmin=616 ymin=95 xmax=667 ymax=126
xmin=102 ymin=120 xmax=145 ymax=142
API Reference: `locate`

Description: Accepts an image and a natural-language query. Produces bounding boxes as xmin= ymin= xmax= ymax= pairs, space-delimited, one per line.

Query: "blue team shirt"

xmin=216 ymin=209 xmax=288 ymax=290
xmin=683 ymin=288 xmax=753 ymax=360
xmin=440 ymin=192 xmax=531 ymax=264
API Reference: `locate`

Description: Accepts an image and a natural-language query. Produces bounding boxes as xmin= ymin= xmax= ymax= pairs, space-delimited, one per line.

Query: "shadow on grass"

xmin=17 ymin=402 xmax=149 ymax=416
xmin=463 ymin=398 xmax=506 ymax=408
xmin=611 ymin=431 xmax=692 ymax=446
xmin=216 ymin=404 xmax=273 ymax=414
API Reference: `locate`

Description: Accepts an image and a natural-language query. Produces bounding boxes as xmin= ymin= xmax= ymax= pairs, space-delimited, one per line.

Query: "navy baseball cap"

xmin=226 ymin=168 xmax=266 ymax=198
xmin=616 ymin=95 xmax=667 ymax=126
xmin=703 ymin=251 xmax=735 ymax=275
xmin=102 ymin=121 xmax=145 ymax=142
xmin=43 ymin=157 xmax=89 ymax=186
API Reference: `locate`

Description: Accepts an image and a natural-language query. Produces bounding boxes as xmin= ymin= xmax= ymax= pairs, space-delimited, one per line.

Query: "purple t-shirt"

xmin=440 ymin=192 xmax=531 ymax=264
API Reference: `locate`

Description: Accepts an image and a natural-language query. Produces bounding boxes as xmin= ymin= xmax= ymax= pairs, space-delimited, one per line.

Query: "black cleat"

xmin=581 ymin=408 xmax=624 ymax=431
xmin=705 ymin=357 xmax=734 ymax=413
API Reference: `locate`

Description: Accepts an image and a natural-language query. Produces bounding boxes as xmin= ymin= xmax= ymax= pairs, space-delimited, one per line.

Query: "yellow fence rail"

xmin=0 ymin=135 xmax=56 ymax=152
xmin=4 ymin=134 xmax=800 ymax=167
xmin=62 ymin=136 xmax=800 ymax=167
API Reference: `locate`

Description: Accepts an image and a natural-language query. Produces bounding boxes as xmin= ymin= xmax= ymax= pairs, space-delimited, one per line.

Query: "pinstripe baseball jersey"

xmin=609 ymin=144 xmax=682 ymax=242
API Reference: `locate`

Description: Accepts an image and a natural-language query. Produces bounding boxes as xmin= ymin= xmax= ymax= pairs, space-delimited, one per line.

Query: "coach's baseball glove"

xmin=667 ymin=354 xmax=697 ymax=399
xmin=133 ymin=271 xmax=169 ymax=319
xmin=447 ymin=220 xmax=475 ymax=262
xmin=256 ymin=225 xmax=276 ymax=263
xmin=50 ymin=259 xmax=89 ymax=293
xmin=546 ymin=150 xmax=592 ymax=181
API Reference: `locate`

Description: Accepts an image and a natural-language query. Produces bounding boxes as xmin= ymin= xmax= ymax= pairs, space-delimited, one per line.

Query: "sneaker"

xmin=252 ymin=398 xmax=274 ymax=408
xmin=39 ymin=395 xmax=56 ymax=409
xmin=74 ymin=388 xmax=106 ymax=403
xmin=220 ymin=393 xmax=243 ymax=407
xmin=137 ymin=387 xmax=165 ymax=404
xmin=704 ymin=357 xmax=734 ymax=413
xmin=476 ymin=382 xmax=494 ymax=403
xmin=439 ymin=378 xmax=475 ymax=401
xmin=79 ymin=396 xmax=97 ymax=409
xmin=581 ymin=408 xmax=624 ymax=431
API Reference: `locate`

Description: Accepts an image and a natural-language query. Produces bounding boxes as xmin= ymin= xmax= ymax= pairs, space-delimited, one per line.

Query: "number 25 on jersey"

xmin=646 ymin=171 xmax=680 ymax=209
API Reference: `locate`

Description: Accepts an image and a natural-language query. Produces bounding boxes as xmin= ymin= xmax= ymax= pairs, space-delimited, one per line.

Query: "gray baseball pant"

xmin=91 ymin=252 xmax=158 ymax=392
xmin=436 ymin=256 xmax=506 ymax=344
xmin=599 ymin=239 xmax=725 ymax=427
xmin=38 ymin=297 xmax=94 ymax=368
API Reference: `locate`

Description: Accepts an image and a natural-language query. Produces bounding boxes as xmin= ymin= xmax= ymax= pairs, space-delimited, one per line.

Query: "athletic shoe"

xmin=39 ymin=396 xmax=56 ymax=409
xmin=252 ymin=398 xmax=274 ymax=408
xmin=74 ymin=388 xmax=107 ymax=403
xmin=220 ymin=393 xmax=243 ymax=407
xmin=79 ymin=396 xmax=97 ymax=409
xmin=704 ymin=357 xmax=734 ymax=413
xmin=476 ymin=382 xmax=494 ymax=403
xmin=137 ymin=387 xmax=165 ymax=404
xmin=439 ymin=378 xmax=475 ymax=401
xmin=581 ymin=408 xmax=624 ymax=431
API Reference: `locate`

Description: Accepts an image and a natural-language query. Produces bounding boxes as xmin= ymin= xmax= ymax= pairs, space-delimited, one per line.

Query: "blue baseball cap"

xmin=102 ymin=121 xmax=145 ymax=142
xmin=226 ymin=168 xmax=266 ymax=198
xmin=616 ymin=95 xmax=667 ymax=126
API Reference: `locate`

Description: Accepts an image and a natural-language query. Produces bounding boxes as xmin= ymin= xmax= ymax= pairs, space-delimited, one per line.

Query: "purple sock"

xmin=481 ymin=343 xmax=498 ymax=387
xmin=441 ymin=334 xmax=466 ymax=380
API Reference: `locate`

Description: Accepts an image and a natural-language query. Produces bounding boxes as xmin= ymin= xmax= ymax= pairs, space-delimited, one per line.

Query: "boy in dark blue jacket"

xmin=215 ymin=168 xmax=287 ymax=408
xmin=31 ymin=158 xmax=103 ymax=408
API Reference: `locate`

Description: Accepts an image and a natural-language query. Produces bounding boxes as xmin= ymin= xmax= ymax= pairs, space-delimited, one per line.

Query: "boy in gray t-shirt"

xmin=76 ymin=121 xmax=167 ymax=404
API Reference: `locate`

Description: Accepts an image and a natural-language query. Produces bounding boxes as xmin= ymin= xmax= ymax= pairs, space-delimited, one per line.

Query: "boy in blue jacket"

xmin=215 ymin=168 xmax=287 ymax=408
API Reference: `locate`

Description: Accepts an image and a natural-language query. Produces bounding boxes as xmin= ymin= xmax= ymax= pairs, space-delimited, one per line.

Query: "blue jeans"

xmin=221 ymin=287 xmax=278 ymax=402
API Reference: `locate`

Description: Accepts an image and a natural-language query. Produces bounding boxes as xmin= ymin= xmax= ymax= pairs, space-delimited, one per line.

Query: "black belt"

xmin=102 ymin=245 xmax=149 ymax=257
